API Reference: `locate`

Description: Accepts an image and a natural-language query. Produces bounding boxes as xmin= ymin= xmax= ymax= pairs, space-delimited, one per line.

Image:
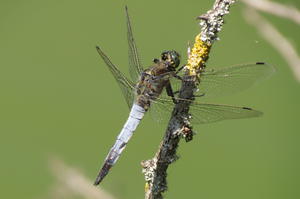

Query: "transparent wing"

xmin=147 ymin=63 xmax=271 ymax=123
xmin=149 ymin=96 xmax=174 ymax=123
xmin=148 ymin=76 xmax=182 ymax=123
xmin=96 ymin=46 xmax=135 ymax=109
xmin=153 ymin=97 xmax=262 ymax=124
xmin=189 ymin=102 xmax=262 ymax=124
xmin=125 ymin=6 xmax=143 ymax=82
xmin=197 ymin=62 xmax=275 ymax=98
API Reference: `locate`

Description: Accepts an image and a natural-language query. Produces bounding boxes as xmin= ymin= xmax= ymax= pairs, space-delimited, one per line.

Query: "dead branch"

xmin=243 ymin=8 xmax=300 ymax=82
xmin=142 ymin=1 xmax=236 ymax=198
xmin=49 ymin=158 xmax=116 ymax=199
xmin=242 ymin=0 xmax=300 ymax=25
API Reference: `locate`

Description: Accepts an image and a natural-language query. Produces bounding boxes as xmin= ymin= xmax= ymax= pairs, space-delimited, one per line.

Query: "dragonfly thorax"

xmin=135 ymin=51 xmax=180 ymax=110
xmin=135 ymin=72 xmax=169 ymax=110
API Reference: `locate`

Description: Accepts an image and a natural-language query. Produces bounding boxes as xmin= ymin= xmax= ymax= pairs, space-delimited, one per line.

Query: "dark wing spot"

xmin=256 ymin=62 xmax=265 ymax=65
xmin=242 ymin=107 xmax=253 ymax=110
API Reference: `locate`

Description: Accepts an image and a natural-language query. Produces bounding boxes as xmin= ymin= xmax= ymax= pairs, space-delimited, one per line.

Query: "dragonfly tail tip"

xmin=94 ymin=162 xmax=113 ymax=186
xmin=94 ymin=176 xmax=103 ymax=186
xmin=94 ymin=171 xmax=106 ymax=186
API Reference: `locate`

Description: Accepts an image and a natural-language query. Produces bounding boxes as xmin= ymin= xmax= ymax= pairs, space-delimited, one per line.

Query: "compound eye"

xmin=171 ymin=55 xmax=176 ymax=61
xmin=172 ymin=57 xmax=180 ymax=67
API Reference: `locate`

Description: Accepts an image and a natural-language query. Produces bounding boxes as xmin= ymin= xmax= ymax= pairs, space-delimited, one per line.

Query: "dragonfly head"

xmin=161 ymin=50 xmax=180 ymax=69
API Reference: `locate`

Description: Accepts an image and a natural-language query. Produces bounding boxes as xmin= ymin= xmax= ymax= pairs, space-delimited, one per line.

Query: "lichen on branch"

xmin=143 ymin=1 xmax=236 ymax=199
xmin=186 ymin=0 xmax=235 ymax=75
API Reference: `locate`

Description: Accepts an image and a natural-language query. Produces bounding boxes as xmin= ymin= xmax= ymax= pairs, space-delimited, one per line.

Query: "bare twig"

xmin=49 ymin=158 xmax=116 ymax=199
xmin=243 ymin=8 xmax=300 ymax=82
xmin=242 ymin=0 xmax=300 ymax=25
xmin=142 ymin=1 xmax=236 ymax=198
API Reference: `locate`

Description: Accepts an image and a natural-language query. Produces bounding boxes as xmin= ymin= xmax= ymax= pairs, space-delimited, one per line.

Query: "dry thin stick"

xmin=49 ymin=158 xmax=116 ymax=199
xmin=243 ymin=8 xmax=300 ymax=82
xmin=242 ymin=0 xmax=300 ymax=25
xmin=142 ymin=1 xmax=236 ymax=198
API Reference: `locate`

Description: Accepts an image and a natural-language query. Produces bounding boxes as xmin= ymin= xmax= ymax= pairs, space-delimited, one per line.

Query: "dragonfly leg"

xmin=173 ymin=74 xmax=183 ymax=81
xmin=175 ymin=65 xmax=185 ymax=74
xmin=166 ymin=81 xmax=178 ymax=104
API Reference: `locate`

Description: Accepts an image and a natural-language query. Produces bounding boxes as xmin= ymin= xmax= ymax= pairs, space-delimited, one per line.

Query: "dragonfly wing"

xmin=149 ymin=97 xmax=174 ymax=123
xmin=189 ymin=102 xmax=262 ymax=124
xmin=152 ymin=97 xmax=262 ymax=124
xmin=96 ymin=46 xmax=135 ymax=109
xmin=197 ymin=62 xmax=275 ymax=98
xmin=148 ymin=76 xmax=182 ymax=123
xmin=125 ymin=6 xmax=143 ymax=82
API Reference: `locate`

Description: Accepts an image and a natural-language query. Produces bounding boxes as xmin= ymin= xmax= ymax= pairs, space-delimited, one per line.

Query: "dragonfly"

xmin=94 ymin=6 xmax=275 ymax=185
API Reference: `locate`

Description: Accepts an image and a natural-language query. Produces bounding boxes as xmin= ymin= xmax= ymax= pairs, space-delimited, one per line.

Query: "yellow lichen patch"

xmin=145 ymin=182 xmax=150 ymax=192
xmin=186 ymin=34 xmax=211 ymax=76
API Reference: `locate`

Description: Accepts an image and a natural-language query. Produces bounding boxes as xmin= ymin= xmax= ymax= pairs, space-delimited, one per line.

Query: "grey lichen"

xmin=198 ymin=0 xmax=235 ymax=44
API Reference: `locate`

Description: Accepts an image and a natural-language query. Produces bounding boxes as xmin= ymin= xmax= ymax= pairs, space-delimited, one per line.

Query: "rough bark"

xmin=142 ymin=1 xmax=236 ymax=198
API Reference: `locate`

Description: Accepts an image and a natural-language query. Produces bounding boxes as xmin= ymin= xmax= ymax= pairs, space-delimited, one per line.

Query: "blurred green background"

xmin=1 ymin=0 xmax=300 ymax=198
